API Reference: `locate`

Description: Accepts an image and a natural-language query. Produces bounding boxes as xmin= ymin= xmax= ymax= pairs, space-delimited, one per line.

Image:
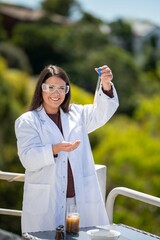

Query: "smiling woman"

xmin=14 ymin=64 xmax=119 ymax=234
xmin=42 ymin=77 xmax=68 ymax=114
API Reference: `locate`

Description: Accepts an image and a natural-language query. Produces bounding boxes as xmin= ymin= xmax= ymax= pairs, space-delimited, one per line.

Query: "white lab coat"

xmin=15 ymin=84 xmax=119 ymax=233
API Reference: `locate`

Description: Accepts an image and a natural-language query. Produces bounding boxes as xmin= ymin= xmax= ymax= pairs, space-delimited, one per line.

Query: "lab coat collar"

xmin=35 ymin=106 xmax=76 ymax=141
xmin=36 ymin=106 xmax=63 ymax=141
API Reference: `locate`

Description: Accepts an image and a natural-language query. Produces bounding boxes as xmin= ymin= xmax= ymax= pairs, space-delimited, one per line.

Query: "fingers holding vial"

xmin=95 ymin=65 xmax=113 ymax=91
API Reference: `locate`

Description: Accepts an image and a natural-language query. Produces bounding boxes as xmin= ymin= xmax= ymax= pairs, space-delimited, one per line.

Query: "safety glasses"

xmin=42 ymin=83 xmax=69 ymax=94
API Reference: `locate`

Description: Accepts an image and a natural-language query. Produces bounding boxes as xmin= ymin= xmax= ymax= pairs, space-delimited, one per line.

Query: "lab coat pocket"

xmin=84 ymin=175 xmax=100 ymax=203
xmin=23 ymin=183 xmax=50 ymax=215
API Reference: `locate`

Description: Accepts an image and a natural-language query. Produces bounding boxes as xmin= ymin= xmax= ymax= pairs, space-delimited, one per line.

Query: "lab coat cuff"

xmin=43 ymin=144 xmax=56 ymax=165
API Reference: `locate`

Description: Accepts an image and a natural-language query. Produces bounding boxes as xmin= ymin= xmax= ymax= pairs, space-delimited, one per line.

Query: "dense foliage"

xmin=0 ymin=0 xmax=160 ymax=236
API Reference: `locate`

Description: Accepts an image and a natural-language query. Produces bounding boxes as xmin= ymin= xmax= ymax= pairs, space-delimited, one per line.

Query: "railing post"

xmin=95 ymin=164 xmax=107 ymax=202
xmin=106 ymin=187 xmax=160 ymax=224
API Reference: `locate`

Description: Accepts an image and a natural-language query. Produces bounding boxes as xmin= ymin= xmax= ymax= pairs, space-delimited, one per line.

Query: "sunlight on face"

xmin=42 ymin=76 xmax=66 ymax=114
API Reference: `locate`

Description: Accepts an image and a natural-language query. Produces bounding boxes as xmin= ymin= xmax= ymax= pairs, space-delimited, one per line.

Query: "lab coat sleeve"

xmin=15 ymin=115 xmax=55 ymax=172
xmin=83 ymin=82 xmax=119 ymax=133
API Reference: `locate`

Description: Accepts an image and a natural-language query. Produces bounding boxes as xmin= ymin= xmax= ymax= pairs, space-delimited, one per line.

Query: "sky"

xmin=0 ymin=0 xmax=160 ymax=26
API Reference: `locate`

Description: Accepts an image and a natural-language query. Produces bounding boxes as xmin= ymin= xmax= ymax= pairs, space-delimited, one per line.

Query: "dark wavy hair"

xmin=28 ymin=65 xmax=71 ymax=113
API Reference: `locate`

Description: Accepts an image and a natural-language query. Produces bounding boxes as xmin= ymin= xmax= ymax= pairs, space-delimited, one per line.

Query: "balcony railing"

xmin=106 ymin=186 xmax=160 ymax=223
xmin=1 ymin=168 xmax=160 ymax=233
xmin=0 ymin=164 xmax=106 ymax=217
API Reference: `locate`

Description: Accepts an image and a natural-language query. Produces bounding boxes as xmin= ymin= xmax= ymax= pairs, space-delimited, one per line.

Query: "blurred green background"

xmin=0 ymin=0 xmax=160 ymax=236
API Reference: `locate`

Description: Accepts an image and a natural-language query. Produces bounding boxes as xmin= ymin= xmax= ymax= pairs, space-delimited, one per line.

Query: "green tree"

xmin=11 ymin=21 xmax=109 ymax=75
xmin=109 ymin=19 xmax=134 ymax=53
xmin=0 ymin=17 xmax=7 ymax=41
xmin=41 ymin=0 xmax=79 ymax=16
xmin=142 ymin=36 xmax=160 ymax=72
xmin=79 ymin=12 xmax=102 ymax=24
xmin=134 ymin=95 xmax=160 ymax=137
xmin=0 ymin=42 xmax=32 ymax=73
xmin=12 ymin=23 xmax=63 ymax=74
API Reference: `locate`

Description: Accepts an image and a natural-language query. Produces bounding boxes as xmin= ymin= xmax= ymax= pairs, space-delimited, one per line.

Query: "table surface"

xmin=23 ymin=224 xmax=160 ymax=240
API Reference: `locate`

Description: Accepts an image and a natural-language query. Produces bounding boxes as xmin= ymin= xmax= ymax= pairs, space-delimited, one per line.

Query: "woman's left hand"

xmin=95 ymin=65 xmax=113 ymax=91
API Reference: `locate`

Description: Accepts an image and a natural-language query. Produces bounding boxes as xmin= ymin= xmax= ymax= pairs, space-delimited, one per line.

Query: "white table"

xmin=23 ymin=224 xmax=160 ymax=240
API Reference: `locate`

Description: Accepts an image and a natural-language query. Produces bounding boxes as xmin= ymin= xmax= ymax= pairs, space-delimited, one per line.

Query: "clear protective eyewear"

xmin=42 ymin=83 xmax=69 ymax=94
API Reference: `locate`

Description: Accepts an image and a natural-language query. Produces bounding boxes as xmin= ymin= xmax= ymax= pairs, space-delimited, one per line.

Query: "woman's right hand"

xmin=52 ymin=140 xmax=80 ymax=155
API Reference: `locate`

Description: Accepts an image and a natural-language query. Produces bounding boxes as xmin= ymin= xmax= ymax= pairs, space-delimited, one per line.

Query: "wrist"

xmin=102 ymin=82 xmax=111 ymax=91
xmin=52 ymin=144 xmax=59 ymax=157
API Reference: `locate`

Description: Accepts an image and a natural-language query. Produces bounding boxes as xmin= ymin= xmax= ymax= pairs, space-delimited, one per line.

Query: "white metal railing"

xmin=0 ymin=171 xmax=24 ymax=182
xmin=2 ymin=171 xmax=160 ymax=223
xmin=0 ymin=165 xmax=106 ymax=217
xmin=0 ymin=171 xmax=24 ymax=216
xmin=106 ymin=186 xmax=160 ymax=223
xmin=0 ymin=208 xmax=22 ymax=216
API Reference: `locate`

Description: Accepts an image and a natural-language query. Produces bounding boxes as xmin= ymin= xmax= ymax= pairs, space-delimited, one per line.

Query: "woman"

xmin=15 ymin=64 xmax=119 ymax=234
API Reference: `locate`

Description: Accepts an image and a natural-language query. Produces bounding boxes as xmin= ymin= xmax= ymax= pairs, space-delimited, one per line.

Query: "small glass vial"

xmin=55 ymin=225 xmax=64 ymax=240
